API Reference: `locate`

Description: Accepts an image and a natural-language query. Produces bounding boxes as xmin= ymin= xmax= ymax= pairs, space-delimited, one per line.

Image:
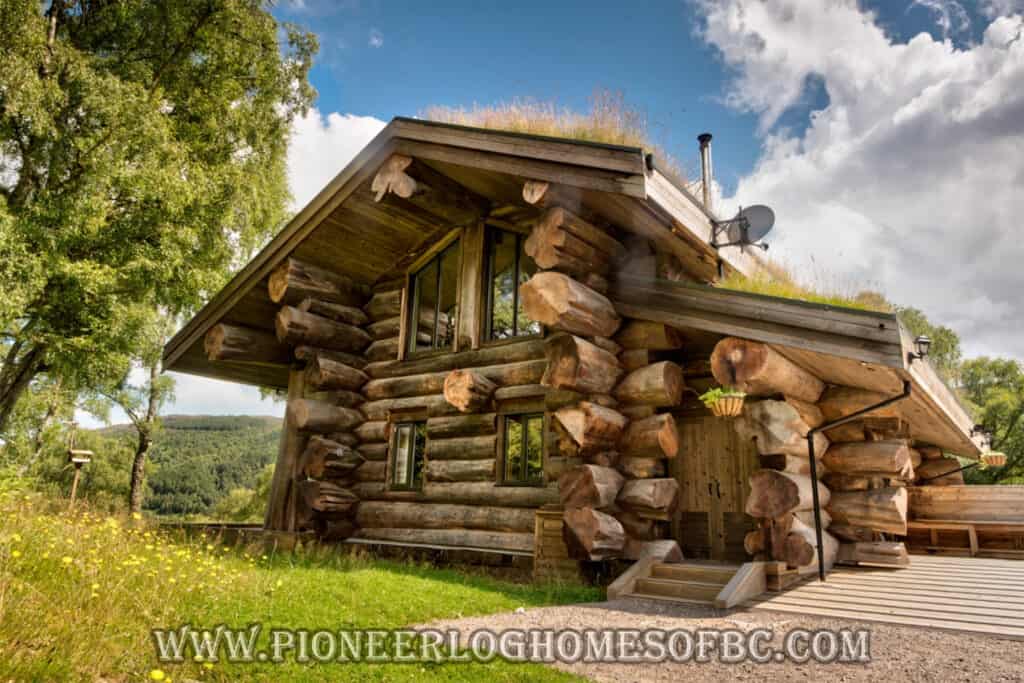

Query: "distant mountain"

xmin=98 ymin=415 xmax=281 ymax=516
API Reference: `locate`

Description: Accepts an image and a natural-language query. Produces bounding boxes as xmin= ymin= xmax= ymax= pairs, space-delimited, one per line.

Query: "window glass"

xmin=408 ymin=240 xmax=460 ymax=354
xmin=390 ymin=421 xmax=426 ymax=490
xmin=485 ymin=228 xmax=540 ymax=340
xmin=503 ymin=413 xmax=544 ymax=485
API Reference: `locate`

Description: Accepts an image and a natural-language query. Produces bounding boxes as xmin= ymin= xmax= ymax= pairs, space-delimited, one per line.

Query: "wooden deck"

xmin=744 ymin=555 xmax=1024 ymax=639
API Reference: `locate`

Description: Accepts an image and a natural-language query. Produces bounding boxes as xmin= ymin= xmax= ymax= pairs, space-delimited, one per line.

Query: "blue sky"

xmin=272 ymin=0 xmax=765 ymax=194
xmin=81 ymin=0 xmax=1024 ymax=426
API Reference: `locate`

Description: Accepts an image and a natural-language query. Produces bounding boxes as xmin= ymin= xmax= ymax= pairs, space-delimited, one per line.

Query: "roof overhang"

xmin=609 ymin=276 xmax=983 ymax=457
xmin=163 ymin=117 xmax=757 ymax=386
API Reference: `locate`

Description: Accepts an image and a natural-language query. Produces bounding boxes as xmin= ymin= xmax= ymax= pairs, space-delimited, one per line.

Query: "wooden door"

xmin=671 ymin=415 xmax=759 ymax=562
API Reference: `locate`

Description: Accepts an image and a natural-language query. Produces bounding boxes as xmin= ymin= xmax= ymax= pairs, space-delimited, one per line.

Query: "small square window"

xmin=501 ymin=413 xmax=544 ymax=486
xmin=389 ymin=421 xmax=426 ymax=490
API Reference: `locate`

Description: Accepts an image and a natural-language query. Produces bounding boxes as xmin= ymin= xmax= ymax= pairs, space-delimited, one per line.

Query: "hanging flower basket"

xmin=709 ymin=395 xmax=746 ymax=417
xmin=699 ymin=387 xmax=747 ymax=418
xmin=982 ymin=452 xmax=1007 ymax=467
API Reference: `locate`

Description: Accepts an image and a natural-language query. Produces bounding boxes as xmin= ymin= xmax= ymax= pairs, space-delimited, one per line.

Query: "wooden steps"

xmin=613 ymin=561 xmax=743 ymax=606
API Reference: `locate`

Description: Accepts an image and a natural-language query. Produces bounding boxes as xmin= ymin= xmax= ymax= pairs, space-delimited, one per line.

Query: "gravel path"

xmin=423 ymin=597 xmax=1024 ymax=681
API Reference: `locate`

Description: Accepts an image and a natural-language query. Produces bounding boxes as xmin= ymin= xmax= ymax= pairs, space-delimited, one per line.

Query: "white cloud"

xmin=369 ymin=28 xmax=384 ymax=48
xmin=698 ymin=1 xmax=1024 ymax=359
xmin=287 ymin=109 xmax=387 ymax=208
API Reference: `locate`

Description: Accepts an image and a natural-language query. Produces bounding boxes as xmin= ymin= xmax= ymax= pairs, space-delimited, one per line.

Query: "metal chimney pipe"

xmin=698 ymin=133 xmax=713 ymax=212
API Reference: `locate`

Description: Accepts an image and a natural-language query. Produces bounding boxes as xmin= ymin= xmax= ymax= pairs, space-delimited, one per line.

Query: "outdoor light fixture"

xmin=908 ymin=335 xmax=932 ymax=363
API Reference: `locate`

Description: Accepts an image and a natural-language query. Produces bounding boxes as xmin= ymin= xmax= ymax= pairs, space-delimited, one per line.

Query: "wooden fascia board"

xmin=897 ymin=321 xmax=984 ymax=457
xmin=162 ymin=127 xmax=400 ymax=370
xmin=609 ymin=276 xmax=905 ymax=366
xmin=391 ymin=138 xmax=647 ymax=198
xmin=644 ymin=170 xmax=763 ymax=279
xmin=390 ymin=117 xmax=648 ymax=176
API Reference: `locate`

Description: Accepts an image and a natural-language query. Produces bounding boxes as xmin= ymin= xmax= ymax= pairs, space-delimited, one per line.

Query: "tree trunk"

xmin=364 ymin=290 xmax=403 ymax=321
xmin=0 ymin=344 xmax=45 ymax=436
xmin=128 ymin=432 xmax=151 ymax=515
xmin=288 ymin=399 xmax=363 ymax=433
xmin=613 ymin=321 xmax=684 ymax=350
xmin=423 ymin=459 xmax=495 ymax=482
xmin=426 ymin=435 xmax=496 ymax=460
xmin=822 ymin=440 xmax=914 ymax=479
xmin=827 ymin=487 xmax=908 ymax=535
xmin=618 ymin=413 xmax=679 ymax=459
xmin=613 ymin=361 xmax=684 ymax=407
xmin=297 ymin=298 xmax=369 ymax=326
xmin=562 ymin=507 xmax=625 ymax=560
xmin=735 ymin=399 xmax=827 ymax=458
xmin=299 ymin=436 xmax=364 ymax=479
xmin=541 ymin=333 xmax=622 ymax=394
xmin=915 ymin=456 xmax=965 ymax=485
xmin=298 ymin=480 xmax=359 ymax=514
xmin=268 ymin=257 xmax=369 ymax=307
xmin=305 ymin=355 xmax=369 ymax=392
xmin=785 ymin=517 xmax=839 ymax=570
xmin=519 ymin=271 xmax=621 ymax=337
xmin=746 ymin=469 xmax=831 ymax=518
xmin=442 ymin=369 xmax=497 ymax=413
xmin=817 ymin=386 xmax=901 ymax=423
xmin=554 ymin=402 xmax=628 ymax=455
xmin=558 ymin=464 xmax=625 ymax=509
xmin=426 ymin=413 xmax=497 ymax=438
xmin=616 ymin=456 xmax=666 ymax=479
xmin=710 ymin=337 xmax=825 ymax=402
xmin=617 ymin=478 xmax=679 ymax=513
xmin=204 ymin=323 xmax=290 ymax=364
xmin=356 ymin=500 xmax=533 ymax=533
xmin=276 ymin=306 xmax=371 ymax=353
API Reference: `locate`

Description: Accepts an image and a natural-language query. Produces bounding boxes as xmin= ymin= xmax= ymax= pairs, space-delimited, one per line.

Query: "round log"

xmin=554 ymin=402 xmax=628 ymax=456
xmin=204 ymin=323 xmax=289 ymax=363
xmin=269 ymin=257 xmax=369 ymax=307
xmin=613 ymin=362 xmax=684 ymax=407
xmin=519 ymin=271 xmax=621 ymax=337
xmin=542 ymin=333 xmax=623 ymax=394
xmin=562 ymin=507 xmax=625 ymax=560
xmin=617 ymin=478 xmax=679 ymax=513
xmin=823 ymin=440 xmax=914 ymax=479
xmin=558 ymin=464 xmax=625 ymax=509
xmin=288 ymin=399 xmax=363 ymax=433
xmin=613 ymin=320 xmax=684 ymax=351
xmin=276 ymin=306 xmax=371 ymax=353
xmin=735 ymin=399 xmax=827 ymax=458
xmin=827 ymin=487 xmax=908 ymax=535
xmin=306 ymin=355 xmax=369 ymax=392
xmin=745 ymin=469 xmax=831 ymax=518
xmin=710 ymin=337 xmax=825 ymax=402
xmin=443 ymin=369 xmax=497 ymax=413
xmin=355 ymin=501 xmax=534 ymax=533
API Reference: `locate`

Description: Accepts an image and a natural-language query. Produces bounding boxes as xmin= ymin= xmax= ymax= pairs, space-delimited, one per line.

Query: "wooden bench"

xmin=906 ymin=519 xmax=1024 ymax=558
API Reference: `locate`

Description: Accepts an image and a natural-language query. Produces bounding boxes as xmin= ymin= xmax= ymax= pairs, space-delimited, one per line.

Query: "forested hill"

xmin=99 ymin=415 xmax=281 ymax=517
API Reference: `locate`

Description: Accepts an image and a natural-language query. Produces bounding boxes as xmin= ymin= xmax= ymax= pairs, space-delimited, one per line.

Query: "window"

xmin=389 ymin=422 xmax=426 ymax=490
xmin=407 ymin=239 xmax=460 ymax=354
xmin=501 ymin=413 xmax=544 ymax=486
xmin=484 ymin=227 xmax=540 ymax=340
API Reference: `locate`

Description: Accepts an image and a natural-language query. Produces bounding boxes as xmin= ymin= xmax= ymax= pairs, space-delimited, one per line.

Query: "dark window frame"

xmin=406 ymin=238 xmax=461 ymax=356
xmin=482 ymin=225 xmax=541 ymax=343
xmin=388 ymin=421 xmax=427 ymax=491
xmin=498 ymin=412 xmax=545 ymax=487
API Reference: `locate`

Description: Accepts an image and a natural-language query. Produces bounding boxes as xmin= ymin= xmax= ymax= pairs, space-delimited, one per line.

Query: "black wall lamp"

xmin=908 ymin=335 xmax=932 ymax=364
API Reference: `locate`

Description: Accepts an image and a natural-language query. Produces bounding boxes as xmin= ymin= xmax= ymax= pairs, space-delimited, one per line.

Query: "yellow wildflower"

xmin=11 ymin=550 xmax=21 ymax=558
xmin=61 ymin=556 xmax=73 ymax=565
xmin=132 ymin=512 xmax=142 ymax=520
xmin=149 ymin=670 xmax=166 ymax=681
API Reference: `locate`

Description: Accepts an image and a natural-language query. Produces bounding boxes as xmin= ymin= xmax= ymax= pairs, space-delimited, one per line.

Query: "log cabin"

xmin=163 ymin=118 xmax=987 ymax=603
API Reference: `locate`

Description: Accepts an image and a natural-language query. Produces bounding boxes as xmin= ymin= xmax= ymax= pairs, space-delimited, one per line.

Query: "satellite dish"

xmin=712 ymin=204 xmax=775 ymax=251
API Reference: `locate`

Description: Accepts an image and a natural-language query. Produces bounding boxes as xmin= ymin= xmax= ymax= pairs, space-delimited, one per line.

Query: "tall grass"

xmin=423 ymin=90 xmax=686 ymax=178
xmin=0 ymin=491 xmax=597 ymax=681
xmin=718 ymin=258 xmax=893 ymax=313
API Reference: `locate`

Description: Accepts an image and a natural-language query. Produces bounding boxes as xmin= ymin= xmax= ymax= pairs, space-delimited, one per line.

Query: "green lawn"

xmin=0 ymin=492 xmax=600 ymax=681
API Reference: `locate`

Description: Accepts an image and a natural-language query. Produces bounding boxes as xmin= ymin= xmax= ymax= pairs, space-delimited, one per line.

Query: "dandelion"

xmin=132 ymin=512 xmax=142 ymax=520
xmin=149 ymin=670 xmax=166 ymax=681
xmin=62 ymin=556 xmax=73 ymax=565
xmin=11 ymin=550 xmax=21 ymax=558
xmin=203 ymin=662 xmax=213 ymax=670
xmin=91 ymin=583 xmax=100 ymax=590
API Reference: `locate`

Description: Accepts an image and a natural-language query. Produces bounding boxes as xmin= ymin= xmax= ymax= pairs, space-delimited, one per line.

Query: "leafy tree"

xmin=0 ymin=1 xmax=316 ymax=434
xmin=90 ymin=314 xmax=176 ymax=513
xmin=960 ymin=357 xmax=1024 ymax=482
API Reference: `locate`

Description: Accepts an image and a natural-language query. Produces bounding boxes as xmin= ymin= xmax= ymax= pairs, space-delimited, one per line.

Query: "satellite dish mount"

xmin=710 ymin=205 xmax=775 ymax=252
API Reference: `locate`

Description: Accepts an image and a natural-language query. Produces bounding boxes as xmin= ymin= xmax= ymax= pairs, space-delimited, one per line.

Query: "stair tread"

xmin=638 ymin=577 xmax=726 ymax=589
xmin=626 ymin=591 xmax=716 ymax=606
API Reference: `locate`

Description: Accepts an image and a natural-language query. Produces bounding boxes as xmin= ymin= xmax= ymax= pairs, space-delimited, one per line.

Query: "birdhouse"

xmin=68 ymin=449 xmax=93 ymax=466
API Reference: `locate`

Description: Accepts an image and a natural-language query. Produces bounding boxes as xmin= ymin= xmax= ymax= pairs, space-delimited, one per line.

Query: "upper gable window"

xmin=484 ymin=227 xmax=540 ymax=341
xmin=407 ymin=239 xmax=460 ymax=354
